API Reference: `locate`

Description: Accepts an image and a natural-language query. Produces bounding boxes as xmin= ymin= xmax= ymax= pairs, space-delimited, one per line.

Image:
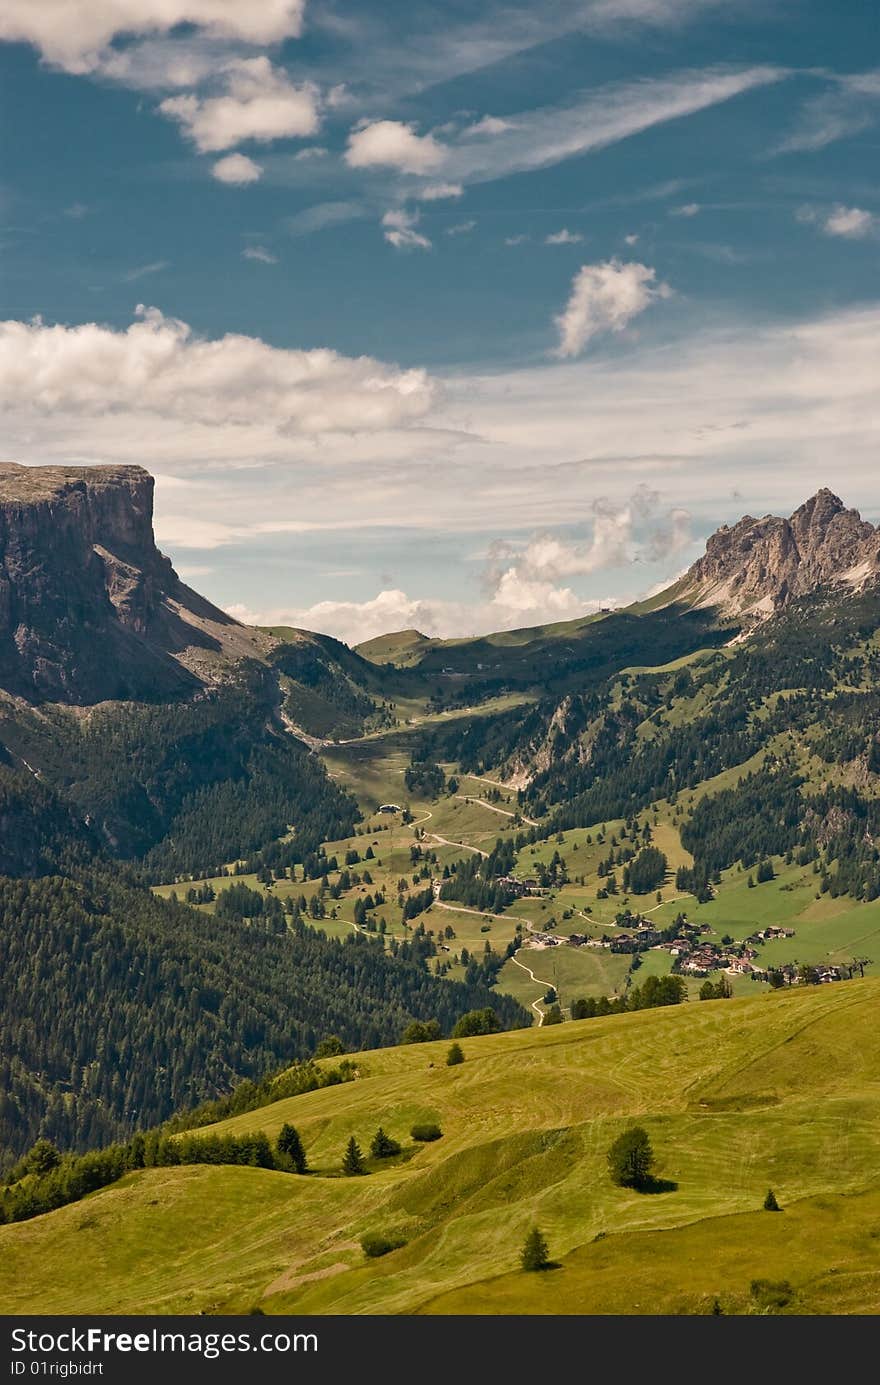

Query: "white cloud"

xmin=624 ymin=232 xmax=639 ymax=245
xmin=486 ymin=489 xmax=690 ymax=588
xmin=545 ymin=228 xmax=583 ymax=244
xmin=242 ymin=245 xmax=277 ymax=264
xmin=160 ymin=58 xmax=318 ymax=153
xmin=446 ymin=220 xmax=476 ymax=236
xmin=122 ymin=260 xmax=169 ymax=282
xmin=345 ymin=120 xmax=444 ymax=174
xmin=285 ymin=202 xmax=364 ymax=236
xmin=382 ymin=208 xmax=431 ymax=251
xmin=227 ymin=485 xmax=693 ymax=643
xmin=413 ymin=65 xmax=784 ymax=189
xmin=8 ymin=302 xmax=880 ymax=636
xmin=553 ymin=259 xmax=672 ymax=357
xmin=505 ymin=234 xmax=529 ymax=245
xmin=670 ymin=201 xmax=700 ymax=216
xmin=212 ymin=152 xmax=263 ymax=184
xmin=462 ymin=115 xmax=515 ymax=136
xmin=419 ymin=183 xmax=463 ymax=201
xmin=0 ymin=306 xmax=437 ymax=435
xmin=0 ymin=1 xmax=306 ymax=74
xmin=779 ymin=68 xmax=880 ymax=153
xmin=227 ymin=583 xmax=606 ymax=644
xmin=823 ymin=205 xmax=875 ymax=239
xmin=294 ymin=146 xmax=328 ymax=160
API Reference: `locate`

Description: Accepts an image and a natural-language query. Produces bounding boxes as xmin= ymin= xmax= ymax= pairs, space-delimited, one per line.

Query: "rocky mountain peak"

xmin=682 ymin=489 xmax=879 ymax=619
xmin=0 ymin=463 xmax=267 ymax=704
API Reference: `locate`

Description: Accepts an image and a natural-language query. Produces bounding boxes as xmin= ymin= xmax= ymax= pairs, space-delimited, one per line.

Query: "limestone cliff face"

xmin=683 ymin=489 xmax=880 ymax=618
xmin=0 ymin=464 xmax=266 ymax=703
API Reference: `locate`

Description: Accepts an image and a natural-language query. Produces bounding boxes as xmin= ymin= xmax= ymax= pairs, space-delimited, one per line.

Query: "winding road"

xmin=508 ymin=953 xmax=555 ymax=1026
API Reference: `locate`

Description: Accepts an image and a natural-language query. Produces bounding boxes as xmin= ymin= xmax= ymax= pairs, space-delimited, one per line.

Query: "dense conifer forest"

xmin=0 ymin=868 xmax=528 ymax=1169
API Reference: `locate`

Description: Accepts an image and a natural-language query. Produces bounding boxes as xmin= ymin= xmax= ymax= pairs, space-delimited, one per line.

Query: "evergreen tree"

xmin=446 ymin=1042 xmax=464 ymax=1066
xmin=607 ymin=1126 xmax=655 ymax=1189
xmin=369 ymin=1127 xmax=401 ymax=1159
xmin=276 ymin=1123 xmax=308 ymax=1174
xmin=520 ymin=1227 xmax=550 ymax=1272
xmin=341 ymin=1136 xmax=366 ymax=1175
xmin=763 ymin=1188 xmax=781 ymax=1211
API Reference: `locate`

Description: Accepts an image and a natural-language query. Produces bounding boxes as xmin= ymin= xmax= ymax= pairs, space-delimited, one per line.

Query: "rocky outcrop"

xmin=0 ymin=463 xmax=268 ymax=703
xmin=682 ymin=489 xmax=880 ymax=618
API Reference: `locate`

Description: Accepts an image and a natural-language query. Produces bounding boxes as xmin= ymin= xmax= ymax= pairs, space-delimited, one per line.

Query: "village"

xmin=526 ymin=909 xmax=847 ymax=986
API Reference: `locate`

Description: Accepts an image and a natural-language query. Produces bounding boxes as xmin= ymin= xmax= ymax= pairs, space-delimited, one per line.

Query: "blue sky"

xmin=1 ymin=1 xmax=879 ymax=642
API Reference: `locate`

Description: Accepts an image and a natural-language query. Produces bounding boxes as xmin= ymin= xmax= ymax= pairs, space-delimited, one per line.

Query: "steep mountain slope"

xmin=0 ymin=463 xmax=271 ymax=702
xmin=0 ymin=466 xmax=532 ymax=1169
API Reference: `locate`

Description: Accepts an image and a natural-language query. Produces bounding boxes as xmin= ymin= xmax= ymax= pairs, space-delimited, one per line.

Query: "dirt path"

xmin=426 ymin=834 xmax=489 ymax=858
xmin=508 ymin=953 xmax=555 ymax=1026
xmin=434 ymin=900 xmax=513 ymax=922
xmin=454 ymin=795 xmax=539 ymax=827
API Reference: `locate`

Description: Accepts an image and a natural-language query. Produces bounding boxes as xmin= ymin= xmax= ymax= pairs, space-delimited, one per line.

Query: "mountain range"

xmin=2 ymin=463 xmax=880 ymax=1173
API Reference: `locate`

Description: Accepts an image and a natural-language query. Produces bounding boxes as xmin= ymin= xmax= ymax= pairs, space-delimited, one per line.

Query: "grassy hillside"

xmin=3 ymin=979 xmax=879 ymax=1315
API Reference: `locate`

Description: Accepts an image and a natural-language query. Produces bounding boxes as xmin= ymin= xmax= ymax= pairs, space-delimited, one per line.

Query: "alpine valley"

xmin=3 ymin=464 xmax=880 ymax=1315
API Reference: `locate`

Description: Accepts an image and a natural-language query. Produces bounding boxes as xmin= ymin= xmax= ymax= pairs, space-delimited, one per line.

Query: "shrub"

xmin=25 ymin=1140 xmax=62 ymax=1177
xmin=750 ymin=1278 xmax=793 ymax=1311
xmin=401 ymin=1019 xmax=441 ymax=1044
xmin=361 ymin=1232 xmax=406 ymax=1258
xmin=410 ymin=1123 xmax=442 ymax=1142
xmin=452 ymin=1007 xmax=501 ymax=1038
xmin=446 ymin=1042 xmax=464 ymax=1066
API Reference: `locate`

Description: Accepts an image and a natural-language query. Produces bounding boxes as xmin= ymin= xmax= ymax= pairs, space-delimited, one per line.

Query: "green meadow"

xmin=3 ymin=981 xmax=880 ymax=1315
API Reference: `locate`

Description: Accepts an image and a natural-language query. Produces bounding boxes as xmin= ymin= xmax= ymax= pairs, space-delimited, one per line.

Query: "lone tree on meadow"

xmin=763 ymin=1188 xmax=781 ymax=1211
xmin=370 ymin=1127 xmax=401 ymax=1159
xmin=276 ymin=1123 xmax=308 ymax=1174
xmin=520 ymin=1227 xmax=550 ymax=1272
xmin=446 ymin=1042 xmax=464 ymax=1066
xmin=608 ymin=1126 xmax=655 ymax=1189
xmin=342 ymin=1136 xmax=366 ymax=1176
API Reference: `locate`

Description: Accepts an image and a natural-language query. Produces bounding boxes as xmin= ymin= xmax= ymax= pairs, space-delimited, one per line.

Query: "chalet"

xmin=816 ymin=965 xmax=841 ymax=983
xmin=681 ymin=959 xmax=709 ymax=976
xmin=726 ymin=958 xmax=752 ymax=975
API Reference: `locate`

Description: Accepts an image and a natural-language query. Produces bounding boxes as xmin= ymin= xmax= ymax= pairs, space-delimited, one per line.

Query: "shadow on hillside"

xmin=634 ymin=1176 xmax=679 ymax=1195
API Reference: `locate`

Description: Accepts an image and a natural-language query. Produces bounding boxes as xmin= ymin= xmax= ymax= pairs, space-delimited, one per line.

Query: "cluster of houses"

xmin=561 ymin=913 xmax=849 ymax=984
xmin=498 ymin=874 xmax=546 ymax=898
